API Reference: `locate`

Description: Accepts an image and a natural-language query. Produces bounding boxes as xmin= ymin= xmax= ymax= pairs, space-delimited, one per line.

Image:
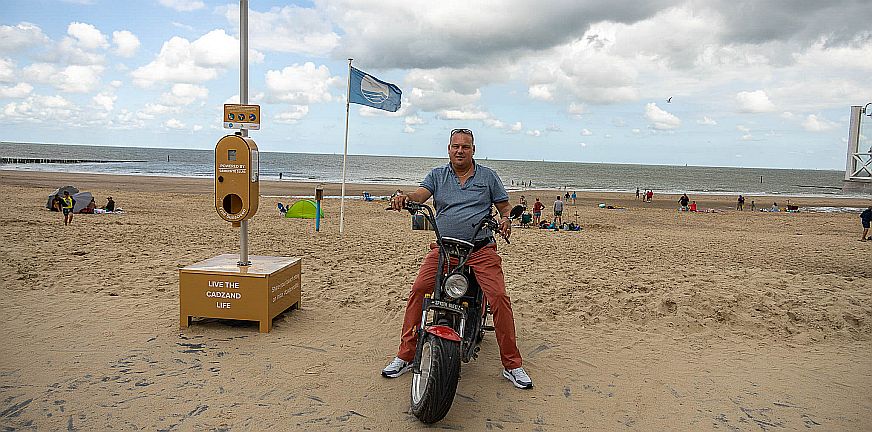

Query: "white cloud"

xmin=432 ymin=108 xmax=515 ymax=132
xmin=0 ymin=22 xmax=49 ymax=53
xmin=112 ymin=31 xmax=140 ymax=57
xmin=405 ymin=115 xmax=424 ymax=126
xmin=67 ymin=22 xmax=108 ymax=50
xmin=0 ymin=83 xmax=32 ymax=98
xmin=172 ymin=22 xmax=195 ymax=32
xmin=159 ymin=83 xmax=209 ymax=105
xmin=274 ymin=105 xmax=309 ymax=124
xmin=483 ymin=118 xmax=505 ymax=129
xmin=567 ymin=102 xmax=587 ymax=117
xmin=737 ymin=125 xmax=750 ymax=133
xmin=265 ymin=62 xmax=338 ymax=104
xmin=644 ymin=102 xmax=681 ymax=130
xmin=92 ymin=92 xmax=115 ymax=111
xmin=0 ymin=95 xmax=76 ymax=123
xmin=24 ymin=63 xmax=104 ymax=93
xmin=526 ymin=129 xmax=542 ymax=137
xmin=697 ymin=116 xmax=717 ymax=125
xmin=404 ymin=69 xmax=485 ymax=112
xmin=802 ymin=114 xmax=838 ymax=132
xmin=56 ymin=65 xmax=104 ymax=93
xmin=222 ymin=4 xmax=340 ymax=56
xmin=131 ymin=30 xmax=262 ymax=87
xmin=580 ymin=128 xmax=592 ymax=136
xmin=0 ymin=58 xmax=15 ymax=83
xmin=402 ymin=114 xmax=425 ymax=132
xmin=159 ymin=0 xmax=204 ymax=12
xmin=142 ymin=103 xmax=180 ymax=117
xmin=736 ymin=90 xmax=775 ymax=113
xmin=631 ymin=128 xmax=641 ymax=134
xmin=436 ymin=109 xmax=490 ymax=121
xmin=164 ymin=118 xmax=186 ymax=129
xmin=509 ymin=122 xmax=523 ymax=133
xmin=528 ymin=84 xmax=553 ymax=101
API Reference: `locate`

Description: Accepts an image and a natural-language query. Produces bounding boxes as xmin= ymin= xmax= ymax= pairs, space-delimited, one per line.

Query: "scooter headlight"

xmin=443 ymin=273 xmax=469 ymax=300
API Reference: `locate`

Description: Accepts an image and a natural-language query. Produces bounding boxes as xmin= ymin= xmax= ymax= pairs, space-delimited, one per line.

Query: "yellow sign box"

xmin=215 ymin=135 xmax=259 ymax=224
xmin=180 ymin=254 xmax=301 ymax=333
xmin=223 ymin=104 xmax=261 ymax=130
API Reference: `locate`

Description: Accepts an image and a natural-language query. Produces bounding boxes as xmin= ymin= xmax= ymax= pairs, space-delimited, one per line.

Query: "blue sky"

xmin=1 ymin=0 xmax=871 ymax=169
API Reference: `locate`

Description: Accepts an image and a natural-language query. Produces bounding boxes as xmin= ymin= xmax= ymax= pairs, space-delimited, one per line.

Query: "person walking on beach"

xmin=61 ymin=191 xmax=75 ymax=225
xmin=646 ymin=190 xmax=653 ymax=203
xmin=751 ymin=200 xmax=756 ymax=211
xmin=571 ymin=191 xmax=577 ymax=205
xmin=532 ymin=198 xmax=544 ymax=225
xmin=383 ymin=128 xmax=533 ymax=390
xmin=636 ymin=188 xmax=640 ymax=200
xmin=679 ymin=193 xmax=690 ymax=211
xmin=860 ymin=206 xmax=872 ymax=241
xmin=553 ymin=196 xmax=564 ymax=226
xmin=737 ymin=195 xmax=745 ymax=211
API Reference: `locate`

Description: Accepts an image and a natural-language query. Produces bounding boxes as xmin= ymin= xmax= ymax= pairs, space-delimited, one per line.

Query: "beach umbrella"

xmin=45 ymin=185 xmax=79 ymax=209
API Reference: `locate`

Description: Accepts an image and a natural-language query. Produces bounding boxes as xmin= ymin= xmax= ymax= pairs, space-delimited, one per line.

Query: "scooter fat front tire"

xmin=409 ymin=333 xmax=461 ymax=423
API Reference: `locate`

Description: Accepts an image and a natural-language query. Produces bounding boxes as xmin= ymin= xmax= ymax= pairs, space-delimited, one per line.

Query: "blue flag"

xmin=348 ymin=66 xmax=402 ymax=112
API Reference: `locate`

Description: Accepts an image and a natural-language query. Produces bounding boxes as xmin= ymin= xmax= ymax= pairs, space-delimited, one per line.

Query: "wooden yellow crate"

xmin=180 ymin=254 xmax=301 ymax=333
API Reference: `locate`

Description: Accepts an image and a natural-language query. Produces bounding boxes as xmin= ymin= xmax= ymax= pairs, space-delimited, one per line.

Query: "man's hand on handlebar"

xmin=390 ymin=193 xmax=407 ymax=211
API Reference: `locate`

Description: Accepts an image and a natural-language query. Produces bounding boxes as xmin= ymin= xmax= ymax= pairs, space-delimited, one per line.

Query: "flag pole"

xmin=339 ymin=58 xmax=352 ymax=234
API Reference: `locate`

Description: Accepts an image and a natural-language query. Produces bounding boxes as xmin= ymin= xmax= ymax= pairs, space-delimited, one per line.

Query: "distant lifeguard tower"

xmin=843 ymin=104 xmax=872 ymax=194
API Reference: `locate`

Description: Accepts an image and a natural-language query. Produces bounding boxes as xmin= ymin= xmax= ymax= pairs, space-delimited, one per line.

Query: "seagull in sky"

xmin=667 ymin=97 xmax=673 ymax=103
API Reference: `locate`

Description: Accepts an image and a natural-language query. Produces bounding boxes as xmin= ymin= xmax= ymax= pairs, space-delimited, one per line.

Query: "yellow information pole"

xmin=178 ymin=0 xmax=302 ymax=333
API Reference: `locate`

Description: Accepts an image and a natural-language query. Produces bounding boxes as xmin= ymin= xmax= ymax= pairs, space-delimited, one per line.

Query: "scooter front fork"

xmin=412 ymin=296 xmax=431 ymax=374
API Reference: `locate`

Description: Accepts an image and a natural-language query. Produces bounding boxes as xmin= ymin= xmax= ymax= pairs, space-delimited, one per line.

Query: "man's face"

xmin=448 ymin=132 xmax=474 ymax=167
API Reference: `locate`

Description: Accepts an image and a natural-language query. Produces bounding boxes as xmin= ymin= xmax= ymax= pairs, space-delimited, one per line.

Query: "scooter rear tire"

xmin=410 ymin=334 xmax=461 ymax=423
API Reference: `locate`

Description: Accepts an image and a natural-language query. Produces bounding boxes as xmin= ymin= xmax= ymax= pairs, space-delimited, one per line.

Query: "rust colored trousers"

xmin=396 ymin=243 xmax=523 ymax=370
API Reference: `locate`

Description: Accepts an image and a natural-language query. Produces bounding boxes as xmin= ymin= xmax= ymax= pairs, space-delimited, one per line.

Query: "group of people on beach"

xmin=50 ymin=192 xmax=116 ymax=225
xmin=515 ymin=194 xmax=579 ymax=231
xmin=636 ymin=188 xmax=654 ymax=202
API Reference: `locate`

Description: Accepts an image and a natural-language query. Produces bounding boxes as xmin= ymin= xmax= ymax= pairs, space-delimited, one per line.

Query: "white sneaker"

xmin=503 ymin=367 xmax=533 ymax=389
xmin=381 ymin=357 xmax=412 ymax=378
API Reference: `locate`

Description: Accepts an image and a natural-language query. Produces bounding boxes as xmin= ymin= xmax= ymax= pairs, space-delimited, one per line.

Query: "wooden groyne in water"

xmin=0 ymin=157 xmax=145 ymax=164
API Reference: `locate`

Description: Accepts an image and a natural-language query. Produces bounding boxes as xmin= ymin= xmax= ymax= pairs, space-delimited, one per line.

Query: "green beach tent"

xmin=284 ymin=200 xmax=324 ymax=219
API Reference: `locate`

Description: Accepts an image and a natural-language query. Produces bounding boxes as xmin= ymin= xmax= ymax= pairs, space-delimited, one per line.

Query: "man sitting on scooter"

xmin=382 ymin=128 xmax=533 ymax=389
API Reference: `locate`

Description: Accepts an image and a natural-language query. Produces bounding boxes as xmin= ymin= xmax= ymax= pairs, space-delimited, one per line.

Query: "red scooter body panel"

xmin=425 ymin=325 xmax=461 ymax=342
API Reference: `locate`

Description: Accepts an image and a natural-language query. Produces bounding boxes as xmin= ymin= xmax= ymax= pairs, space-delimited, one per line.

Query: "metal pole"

xmin=846 ymin=106 xmax=862 ymax=181
xmin=238 ymin=0 xmax=250 ymax=266
xmin=339 ymin=58 xmax=352 ymax=234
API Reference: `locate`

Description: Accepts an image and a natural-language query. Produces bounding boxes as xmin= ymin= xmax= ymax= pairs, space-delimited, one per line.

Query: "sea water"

xmin=0 ymin=141 xmax=860 ymax=197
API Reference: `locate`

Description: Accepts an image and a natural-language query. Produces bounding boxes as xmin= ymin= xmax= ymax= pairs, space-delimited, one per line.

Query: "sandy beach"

xmin=1 ymin=170 xmax=870 ymax=431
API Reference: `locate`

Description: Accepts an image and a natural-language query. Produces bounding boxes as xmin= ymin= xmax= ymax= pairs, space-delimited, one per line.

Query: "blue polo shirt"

xmin=421 ymin=162 xmax=509 ymax=242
